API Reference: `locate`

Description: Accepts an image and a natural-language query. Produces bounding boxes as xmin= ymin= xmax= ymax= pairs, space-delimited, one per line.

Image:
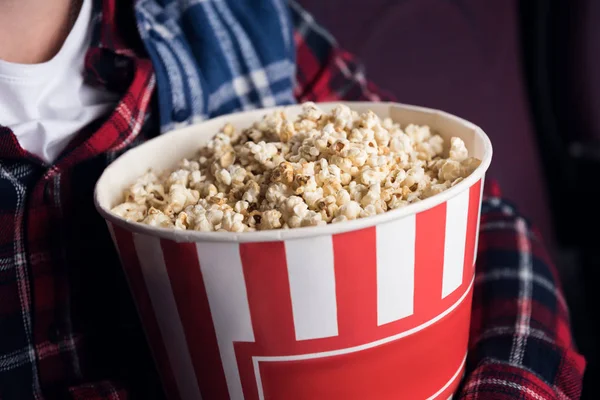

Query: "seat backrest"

xmin=564 ymin=0 xmax=600 ymax=143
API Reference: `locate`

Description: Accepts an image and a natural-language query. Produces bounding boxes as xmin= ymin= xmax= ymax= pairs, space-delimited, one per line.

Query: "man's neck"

xmin=0 ymin=0 xmax=79 ymax=64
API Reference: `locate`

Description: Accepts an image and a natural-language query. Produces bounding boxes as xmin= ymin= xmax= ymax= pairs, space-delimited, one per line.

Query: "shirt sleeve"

xmin=459 ymin=181 xmax=585 ymax=399
xmin=290 ymin=2 xmax=585 ymax=399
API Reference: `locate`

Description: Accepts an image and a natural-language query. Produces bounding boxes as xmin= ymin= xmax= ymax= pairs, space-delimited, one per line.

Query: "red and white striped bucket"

xmin=95 ymin=102 xmax=492 ymax=400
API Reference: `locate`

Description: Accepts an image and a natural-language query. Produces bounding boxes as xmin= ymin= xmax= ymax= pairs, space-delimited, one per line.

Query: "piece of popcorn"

xmin=175 ymin=212 xmax=189 ymax=230
xmin=388 ymin=195 xmax=408 ymax=209
xmin=348 ymin=181 xmax=368 ymax=202
xmin=234 ymin=200 xmax=250 ymax=213
xmin=205 ymin=209 xmax=223 ymax=226
xmin=428 ymin=135 xmax=444 ymax=156
xmin=279 ymin=121 xmax=295 ymax=142
xmin=360 ymin=204 xmax=378 ymax=218
xmin=166 ymin=170 xmax=190 ymax=188
xmin=189 ymin=170 xmax=204 ymax=187
xmin=301 ymin=210 xmax=325 ymax=227
xmin=389 ymin=133 xmax=413 ymax=154
xmin=300 ymin=102 xmax=323 ymax=122
xmin=265 ymin=182 xmax=291 ymax=204
xmin=318 ymin=201 xmax=339 ymax=223
xmin=335 ymin=189 xmax=351 ymax=206
xmin=449 ymin=137 xmax=469 ymax=162
xmin=202 ymin=183 xmax=218 ymax=198
xmin=242 ymin=181 xmax=261 ymax=204
xmin=422 ymin=182 xmax=451 ymax=199
xmin=287 ymin=215 xmax=303 ymax=228
xmin=303 ymin=187 xmax=324 ymax=208
xmin=143 ymin=208 xmax=173 ymax=228
xmin=401 ymin=166 xmax=425 ymax=189
xmin=221 ymin=211 xmax=245 ymax=232
xmin=405 ymin=124 xmax=431 ymax=143
xmin=123 ymin=171 xmax=162 ymax=204
xmin=260 ymin=210 xmax=282 ymax=230
xmin=294 ymin=118 xmax=317 ymax=132
xmin=229 ymin=165 xmax=246 ymax=185
xmin=332 ymin=104 xmax=354 ymax=130
xmin=166 ymin=184 xmax=200 ymax=214
xmin=361 ymin=184 xmax=381 ymax=207
xmin=439 ymin=160 xmax=463 ymax=182
xmin=215 ymin=169 xmax=232 ymax=186
xmin=179 ymin=159 xmax=200 ymax=171
xmin=360 ymin=168 xmax=380 ymax=185
xmin=384 ymin=168 xmax=406 ymax=188
xmin=193 ymin=214 xmax=214 ymax=231
xmin=374 ymin=199 xmax=387 ymax=214
xmin=338 ymin=200 xmax=362 ymax=220
xmin=111 ymin=202 xmax=147 ymax=222
xmin=461 ymin=157 xmax=481 ymax=176
xmin=271 ymin=162 xmax=294 ymax=184
xmin=291 ymin=200 xmax=308 ymax=219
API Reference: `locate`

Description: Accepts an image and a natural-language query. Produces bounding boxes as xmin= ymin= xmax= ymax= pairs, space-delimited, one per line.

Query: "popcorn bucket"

xmin=95 ymin=102 xmax=492 ymax=400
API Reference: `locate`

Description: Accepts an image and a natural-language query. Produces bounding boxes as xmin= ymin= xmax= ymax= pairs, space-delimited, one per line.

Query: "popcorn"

xmin=438 ymin=160 xmax=463 ymax=182
xmin=167 ymin=170 xmax=190 ymax=188
xmin=338 ymin=201 xmax=362 ymax=220
xmin=301 ymin=211 xmax=326 ymax=227
xmin=166 ymin=184 xmax=200 ymax=214
xmin=142 ymin=207 xmax=174 ymax=228
xmin=449 ymin=137 xmax=469 ymax=162
xmin=336 ymin=189 xmax=351 ymax=206
xmin=215 ymin=169 xmax=232 ymax=186
xmin=361 ymin=184 xmax=381 ymax=207
xmin=258 ymin=209 xmax=282 ymax=230
xmin=175 ymin=212 xmax=189 ymax=230
xmin=112 ymin=202 xmax=147 ymax=222
xmin=221 ymin=211 xmax=245 ymax=233
xmin=461 ymin=157 xmax=481 ymax=175
xmin=113 ymin=103 xmax=481 ymax=232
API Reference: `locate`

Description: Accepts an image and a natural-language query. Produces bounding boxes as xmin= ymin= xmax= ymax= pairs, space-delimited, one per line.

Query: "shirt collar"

xmin=84 ymin=0 xmax=145 ymax=89
xmin=91 ymin=0 xmax=140 ymax=56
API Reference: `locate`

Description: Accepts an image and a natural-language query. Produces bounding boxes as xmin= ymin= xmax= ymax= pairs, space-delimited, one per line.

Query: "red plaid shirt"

xmin=0 ymin=1 xmax=585 ymax=399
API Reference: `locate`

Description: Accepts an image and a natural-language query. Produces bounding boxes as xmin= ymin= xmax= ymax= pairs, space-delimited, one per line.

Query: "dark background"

xmin=298 ymin=0 xmax=599 ymax=397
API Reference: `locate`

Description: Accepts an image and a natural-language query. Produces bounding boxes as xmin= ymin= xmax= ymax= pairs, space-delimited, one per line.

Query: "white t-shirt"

xmin=0 ymin=0 xmax=118 ymax=164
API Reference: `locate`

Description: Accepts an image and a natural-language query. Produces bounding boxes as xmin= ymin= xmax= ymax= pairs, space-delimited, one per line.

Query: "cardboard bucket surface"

xmin=95 ymin=102 xmax=493 ymax=400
